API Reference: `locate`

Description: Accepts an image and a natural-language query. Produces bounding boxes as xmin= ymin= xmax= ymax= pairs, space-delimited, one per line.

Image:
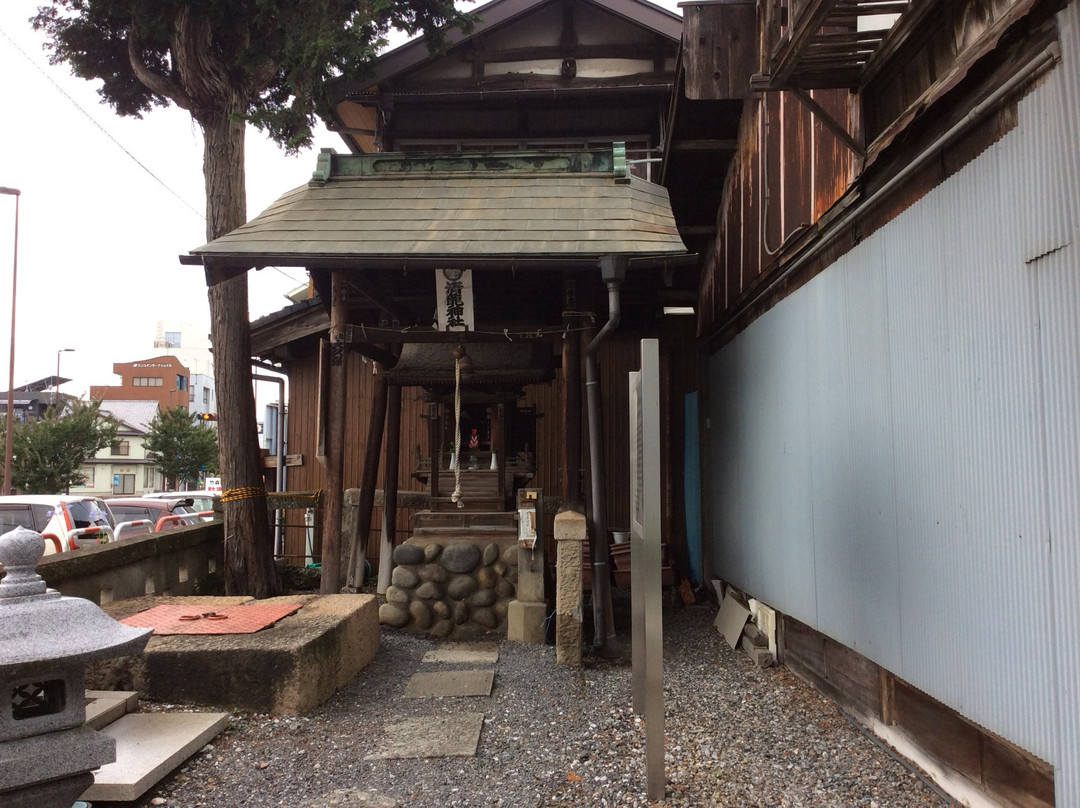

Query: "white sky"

xmin=0 ymin=0 xmax=681 ymax=406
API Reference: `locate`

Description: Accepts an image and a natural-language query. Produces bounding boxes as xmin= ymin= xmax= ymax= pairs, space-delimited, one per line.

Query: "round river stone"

xmin=441 ymin=542 xmax=482 ymax=573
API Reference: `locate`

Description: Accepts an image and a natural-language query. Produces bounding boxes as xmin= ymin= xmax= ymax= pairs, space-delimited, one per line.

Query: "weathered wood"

xmin=348 ymin=368 xmax=389 ymax=587
xmin=683 ymin=1 xmax=758 ymax=100
xmin=262 ymin=453 xmax=304 ymax=468
xmin=382 ymin=383 xmax=402 ymax=573
xmin=561 ymin=284 xmax=584 ymax=512
xmin=321 ymin=271 xmax=349 ymax=593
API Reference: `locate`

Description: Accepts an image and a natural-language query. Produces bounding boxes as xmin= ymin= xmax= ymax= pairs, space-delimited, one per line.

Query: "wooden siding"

xmin=697 ymin=90 xmax=855 ymax=340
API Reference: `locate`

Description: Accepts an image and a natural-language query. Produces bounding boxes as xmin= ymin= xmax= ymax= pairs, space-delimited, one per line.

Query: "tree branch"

xmin=127 ymin=35 xmax=192 ymax=111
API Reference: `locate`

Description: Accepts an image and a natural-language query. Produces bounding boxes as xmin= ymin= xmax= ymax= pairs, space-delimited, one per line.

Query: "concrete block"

xmin=507 ymin=600 xmax=548 ymax=644
xmin=365 ymin=713 xmax=484 ymax=760
xmin=82 ymin=711 xmax=229 ymax=802
xmin=403 ymin=670 xmax=494 ymax=698
xmin=90 ymin=594 xmax=379 ymax=715
xmin=421 ymin=644 xmax=499 ymax=665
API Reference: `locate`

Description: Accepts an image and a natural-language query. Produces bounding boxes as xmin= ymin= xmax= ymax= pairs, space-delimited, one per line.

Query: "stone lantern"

xmin=0 ymin=526 xmax=152 ymax=808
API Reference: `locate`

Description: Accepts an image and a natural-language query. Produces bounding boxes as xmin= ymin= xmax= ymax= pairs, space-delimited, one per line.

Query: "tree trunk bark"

xmin=202 ymin=108 xmax=280 ymax=598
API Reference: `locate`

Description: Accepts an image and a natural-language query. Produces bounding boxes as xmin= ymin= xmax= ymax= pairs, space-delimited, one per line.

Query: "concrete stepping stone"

xmin=84 ymin=690 xmax=139 ymax=730
xmin=365 ymin=713 xmax=485 ymax=760
xmin=81 ymin=711 xmax=229 ymax=802
xmin=421 ymin=642 xmax=499 ymax=665
xmin=403 ymin=669 xmax=494 ymax=698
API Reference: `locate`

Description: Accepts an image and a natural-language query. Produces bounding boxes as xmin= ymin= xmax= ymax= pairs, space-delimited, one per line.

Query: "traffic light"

xmin=200 ymin=412 xmax=217 ymax=422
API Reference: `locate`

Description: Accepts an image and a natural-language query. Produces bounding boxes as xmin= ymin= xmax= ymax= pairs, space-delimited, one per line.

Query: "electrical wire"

xmin=0 ymin=24 xmax=206 ymax=221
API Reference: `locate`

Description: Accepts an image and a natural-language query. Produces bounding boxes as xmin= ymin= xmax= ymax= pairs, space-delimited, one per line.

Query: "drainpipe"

xmin=253 ymin=372 xmax=287 ymax=556
xmin=585 ymin=254 xmax=627 ymax=650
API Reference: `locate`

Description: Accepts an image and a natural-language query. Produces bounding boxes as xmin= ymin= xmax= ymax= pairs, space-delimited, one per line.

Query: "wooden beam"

xmin=461 ymin=43 xmax=673 ymax=64
xmin=790 ymin=87 xmax=865 ymax=157
xmin=670 ymin=139 xmax=739 ymax=151
xmin=766 ymin=0 xmax=844 ymax=87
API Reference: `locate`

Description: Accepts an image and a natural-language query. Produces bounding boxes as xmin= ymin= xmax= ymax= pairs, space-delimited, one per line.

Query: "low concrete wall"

xmin=35 ymin=522 xmax=224 ymax=605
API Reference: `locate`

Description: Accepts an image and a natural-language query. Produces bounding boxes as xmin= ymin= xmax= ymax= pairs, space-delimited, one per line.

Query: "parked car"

xmin=144 ymin=490 xmax=219 ymax=521
xmin=106 ymin=497 xmax=202 ymax=533
xmin=0 ymin=495 xmax=117 ymax=554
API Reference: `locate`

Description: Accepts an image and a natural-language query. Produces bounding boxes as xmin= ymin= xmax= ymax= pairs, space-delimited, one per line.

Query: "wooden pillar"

xmin=427 ymin=398 xmax=440 ymax=501
xmin=495 ymin=402 xmax=507 ymax=506
xmin=348 ymin=370 xmax=389 ymax=588
xmin=377 ymin=384 xmax=403 ymax=593
xmin=321 ymin=270 xmax=348 ymax=594
xmin=562 ymin=279 xmax=583 ymax=512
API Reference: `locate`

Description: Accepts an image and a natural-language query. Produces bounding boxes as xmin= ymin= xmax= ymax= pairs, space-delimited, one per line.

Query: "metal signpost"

xmin=629 ymin=338 xmax=664 ymax=801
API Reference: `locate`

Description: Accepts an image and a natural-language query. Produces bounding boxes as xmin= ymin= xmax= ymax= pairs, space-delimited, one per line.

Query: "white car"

xmin=144 ymin=490 xmax=220 ymax=521
xmin=0 ymin=495 xmax=117 ymax=554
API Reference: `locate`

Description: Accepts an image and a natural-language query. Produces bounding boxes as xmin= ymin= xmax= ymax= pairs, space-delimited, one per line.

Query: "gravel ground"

xmin=96 ymin=603 xmax=956 ymax=808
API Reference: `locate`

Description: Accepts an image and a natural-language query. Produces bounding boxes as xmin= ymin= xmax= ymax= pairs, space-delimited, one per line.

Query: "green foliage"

xmin=32 ymin=0 xmax=477 ymax=153
xmin=144 ymin=406 xmax=219 ymax=490
xmin=3 ymin=400 xmax=119 ymax=494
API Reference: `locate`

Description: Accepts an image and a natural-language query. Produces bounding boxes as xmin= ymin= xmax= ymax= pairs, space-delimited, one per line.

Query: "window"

xmin=176 ymin=375 xmax=188 ymax=391
xmin=165 ymin=331 xmax=181 ymax=347
xmin=111 ymin=440 xmax=130 ymax=456
xmin=133 ymin=377 xmax=163 ymax=387
xmin=112 ymin=474 xmax=135 ymax=496
xmin=79 ymin=466 xmax=94 ymax=487
xmin=144 ymin=466 xmax=158 ymax=488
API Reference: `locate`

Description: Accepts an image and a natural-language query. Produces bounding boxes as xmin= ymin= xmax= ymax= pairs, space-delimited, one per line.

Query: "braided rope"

xmin=220 ymin=486 xmax=267 ymax=503
xmin=451 ymin=356 xmax=464 ymax=509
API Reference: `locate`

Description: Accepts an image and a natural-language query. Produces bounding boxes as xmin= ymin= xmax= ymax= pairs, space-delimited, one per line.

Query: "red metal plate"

xmin=120 ymin=603 xmax=302 ymax=635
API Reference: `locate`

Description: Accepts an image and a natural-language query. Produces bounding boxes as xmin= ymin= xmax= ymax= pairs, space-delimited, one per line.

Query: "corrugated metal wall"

xmin=706 ymin=3 xmax=1080 ymax=795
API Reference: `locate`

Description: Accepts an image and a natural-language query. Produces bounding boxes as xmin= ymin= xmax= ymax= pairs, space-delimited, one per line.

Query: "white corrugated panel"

xmin=706 ymin=1 xmax=1080 ymax=791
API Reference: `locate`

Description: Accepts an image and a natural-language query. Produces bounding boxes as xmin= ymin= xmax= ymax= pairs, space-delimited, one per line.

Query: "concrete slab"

xmin=88 ymin=594 xmax=380 ymax=715
xmin=403 ymin=669 xmax=494 ymax=698
xmin=421 ymin=643 xmax=499 ymax=665
xmin=82 ymin=712 xmax=229 ymax=803
xmin=365 ymin=713 xmax=485 ymax=760
xmin=83 ymin=690 xmax=139 ymax=730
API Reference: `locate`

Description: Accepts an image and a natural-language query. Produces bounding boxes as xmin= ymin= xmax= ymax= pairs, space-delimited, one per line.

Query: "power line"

xmin=0 ymin=23 xmax=206 ymax=220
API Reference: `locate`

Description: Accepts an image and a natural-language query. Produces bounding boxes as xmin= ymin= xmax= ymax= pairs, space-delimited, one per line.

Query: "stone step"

xmin=81 ymin=712 xmax=230 ymax=803
xmin=84 ymin=690 xmax=139 ymax=730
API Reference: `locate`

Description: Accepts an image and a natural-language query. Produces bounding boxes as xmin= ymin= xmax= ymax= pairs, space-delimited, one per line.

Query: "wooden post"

xmin=495 ymin=402 xmax=507 ymax=506
xmin=321 ymin=270 xmax=348 ymax=594
xmin=348 ymin=370 xmax=389 ymax=587
xmin=427 ymin=398 xmax=440 ymax=502
xmin=562 ymin=280 xmax=583 ymax=512
xmin=377 ymin=384 xmax=403 ymax=593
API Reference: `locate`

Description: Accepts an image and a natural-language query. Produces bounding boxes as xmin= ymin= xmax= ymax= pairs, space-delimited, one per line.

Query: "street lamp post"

xmin=55 ymin=348 xmax=74 ymax=407
xmin=1 ymin=187 xmax=20 ymax=495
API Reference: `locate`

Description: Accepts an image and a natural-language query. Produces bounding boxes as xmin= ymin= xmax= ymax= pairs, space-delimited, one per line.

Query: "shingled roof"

xmin=185 ymin=145 xmax=688 ymax=270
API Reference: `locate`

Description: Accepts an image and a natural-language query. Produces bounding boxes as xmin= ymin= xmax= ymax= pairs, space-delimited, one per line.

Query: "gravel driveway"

xmin=96 ymin=603 xmax=955 ymax=808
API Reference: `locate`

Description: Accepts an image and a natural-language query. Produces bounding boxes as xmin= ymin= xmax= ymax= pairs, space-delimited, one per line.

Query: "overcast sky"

xmin=0 ymin=0 xmax=681 ymax=405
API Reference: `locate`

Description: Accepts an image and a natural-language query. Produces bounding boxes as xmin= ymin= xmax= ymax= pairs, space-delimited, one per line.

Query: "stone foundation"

xmin=379 ymin=537 xmax=518 ymax=639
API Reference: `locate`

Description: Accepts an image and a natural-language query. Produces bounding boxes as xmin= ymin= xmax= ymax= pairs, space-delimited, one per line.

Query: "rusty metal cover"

xmin=119 ymin=603 xmax=302 ymax=635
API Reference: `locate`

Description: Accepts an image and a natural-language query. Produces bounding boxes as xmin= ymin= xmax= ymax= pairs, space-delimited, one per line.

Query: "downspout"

xmin=253 ymin=372 xmax=286 ymax=556
xmin=585 ymin=254 xmax=627 ymax=650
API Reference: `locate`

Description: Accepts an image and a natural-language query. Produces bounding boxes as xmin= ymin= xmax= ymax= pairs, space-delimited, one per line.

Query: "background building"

xmin=89 ymin=355 xmax=191 ymax=411
xmin=73 ymin=399 xmax=161 ymax=497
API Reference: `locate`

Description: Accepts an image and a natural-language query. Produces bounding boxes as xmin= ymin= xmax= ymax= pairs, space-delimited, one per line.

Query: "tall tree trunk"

xmin=202 ymin=107 xmax=280 ymax=598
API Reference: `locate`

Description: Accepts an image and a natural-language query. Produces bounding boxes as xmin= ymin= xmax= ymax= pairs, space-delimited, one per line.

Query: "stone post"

xmin=554 ymin=510 xmax=587 ymax=666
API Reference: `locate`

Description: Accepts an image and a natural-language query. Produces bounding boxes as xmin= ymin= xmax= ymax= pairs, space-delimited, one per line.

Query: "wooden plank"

xmin=982 ymin=731 xmax=1055 ymax=808
xmin=262 ymin=453 xmax=304 ymax=468
xmin=894 ymin=679 xmax=982 ymax=781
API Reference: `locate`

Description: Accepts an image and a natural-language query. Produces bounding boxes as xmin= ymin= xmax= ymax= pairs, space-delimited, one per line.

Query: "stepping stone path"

xmin=366 ymin=641 xmax=499 ymax=761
